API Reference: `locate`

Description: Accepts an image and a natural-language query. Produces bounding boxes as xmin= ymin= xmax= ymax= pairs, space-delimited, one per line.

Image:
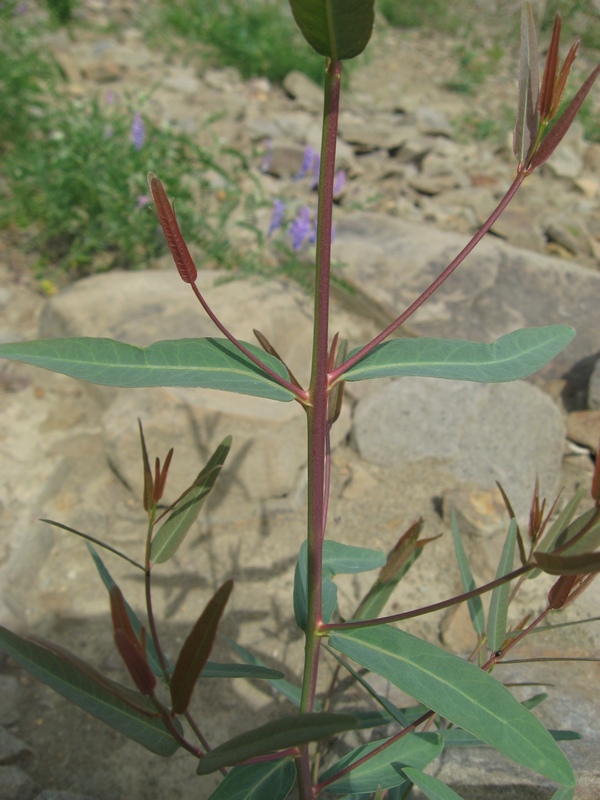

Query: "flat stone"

xmin=352 ymin=378 xmax=565 ymax=521
xmin=0 ymin=676 xmax=21 ymax=725
xmin=0 ymin=729 xmax=33 ymax=765
xmin=0 ymin=765 xmax=36 ymax=800
xmin=282 ymin=71 xmax=322 ymax=112
xmin=567 ymin=410 xmax=600 ymax=453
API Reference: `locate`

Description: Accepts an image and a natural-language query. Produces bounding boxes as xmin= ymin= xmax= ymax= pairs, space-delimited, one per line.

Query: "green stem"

xmin=297 ymin=57 xmax=342 ymax=800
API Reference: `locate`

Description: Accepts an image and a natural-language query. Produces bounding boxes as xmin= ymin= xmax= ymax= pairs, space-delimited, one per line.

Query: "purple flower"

xmin=289 ymin=206 xmax=314 ymax=251
xmin=136 ymin=194 xmax=151 ymax=210
xmin=105 ymin=90 xmax=115 ymax=105
xmin=267 ymin=199 xmax=285 ymax=237
xmin=130 ymin=113 xmax=145 ymax=150
xmin=294 ymin=146 xmax=316 ymax=182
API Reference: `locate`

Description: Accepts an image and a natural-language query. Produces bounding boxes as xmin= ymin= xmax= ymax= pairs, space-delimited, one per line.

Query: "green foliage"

xmin=378 ymin=0 xmax=456 ymax=32
xmin=44 ymin=0 xmax=79 ymax=26
xmin=444 ymin=43 xmax=505 ymax=95
xmin=153 ymin=0 xmax=325 ymax=84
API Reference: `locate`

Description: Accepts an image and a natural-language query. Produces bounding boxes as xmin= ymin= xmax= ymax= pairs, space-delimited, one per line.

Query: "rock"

xmin=333 ymin=212 xmax=600 ymax=379
xmin=35 ymin=792 xmax=96 ymax=800
xmin=338 ymin=112 xmax=412 ymax=151
xmin=413 ymin=106 xmax=453 ymax=138
xmin=407 ymin=173 xmax=465 ymax=196
xmin=0 ymin=729 xmax=33 ymax=765
xmin=351 ymin=378 xmax=565 ymax=521
xmin=80 ymin=59 xmax=122 ymax=83
xmin=567 ymin=410 xmax=600 ymax=453
xmin=490 ymin=205 xmax=546 ymax=253
xmin=282 ymin=71 xmax=322 ymax=112
xmin=441 ymin=485 xmax=508 ymax=539
xmin=0 ymin=676 xmax=21 ymax=726
xmin=589 ymin=357 xmax=600 ymax=410
xmin=0 ymin=766 xmax=36 ymax=800
xmin=545 ymin=216 xmax=593 ymax=257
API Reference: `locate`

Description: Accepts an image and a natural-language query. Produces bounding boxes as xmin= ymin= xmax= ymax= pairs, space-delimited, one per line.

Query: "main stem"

xmin=297 ymin=58 xmax=342 ymax=800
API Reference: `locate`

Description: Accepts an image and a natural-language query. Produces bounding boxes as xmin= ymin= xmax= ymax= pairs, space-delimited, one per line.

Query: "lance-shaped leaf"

xmin=319 ymin=732 xmax=443 ymax=794
xmin=86 ymin=543 xmax=164 ymax=676
xmin=551 ymin=787 xmax=575 ymax=800
xmin=486 ymin=519 xmax=517 ymax=652
xmin=206 ymin=758 xmax=296 ymax=800
xmin=289 ymin=0 xmax=374 ymax=61
xmin=554 ymin=507 xmax=600 ymax=555
xmin=529 ymin=487 xmax=586 ymax=578
xmin=148 ymin=172 xmax=197 ymax=284
xmin=170 ymin=580 xmax=233 ymax=714
xmin=514 ymin=1 xmax=539 ymax=165
xmin=294 ymin=540 xmax=385 ymax=631
xmin=529 ymin=61 xmax=600 ymax=171
xmin=0 ymin=338 xmax=294 ymax=402
xmin=341 ymin=327 xmax=575 ymax=384
xmin=402 ymin=768 xmax=465 ymax=800
xmin=196 ymin=712 xmax=359 ymax=774
xmin=110 ymin=586 xmax=157 ymax=696
xmin=355 ymin=519 xmax=428 ymax=621
xmin=0 ymin=626 xmax=179 ymax=756
xmin=150 ymin=437 xmax=232 ymax=564
xmin=329 ymin=626 xmax=575 ymax=787
xmin=533 ymin=550 xmax=600 ymax=576
xmin=200 ymin=662 xmax=283 ymax=680
xmin=450 ymin=509 xmax=485 ymax=637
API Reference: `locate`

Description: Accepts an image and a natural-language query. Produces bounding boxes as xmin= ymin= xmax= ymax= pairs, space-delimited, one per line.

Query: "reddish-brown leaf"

xmin=147 ymin=173 xmax=198 ymax=284
xmin=548 ymin=574 xmax=579 ymax=609
xmin=592 ymin=441 xmax=600 ymax=505
xmin=551 ymin=40 xmax=580 ymax=119
xmin=529 ymin=60 xmax=600 ymax=171
xmin=110 ymin=586 xmax=157 ymax=696
xmin=170 ymin=580 xmax=233 ymax=714
xmin=138 ymin=419 xmax=154 ymax=512
xmin=538 ymin=13 xmax=561 ymax=121
xmin=534 ymin=549 xmax=600 ymax=575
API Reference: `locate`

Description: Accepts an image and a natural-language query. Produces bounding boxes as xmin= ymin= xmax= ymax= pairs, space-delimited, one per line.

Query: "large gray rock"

xmin=334 ymin=213 xmax=600 ymax=380
xmin=351 ymin=377 xmax=565 ymax=520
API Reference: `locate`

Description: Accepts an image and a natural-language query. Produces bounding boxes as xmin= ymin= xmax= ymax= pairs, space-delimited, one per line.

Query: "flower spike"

xmin=147 ymin=172 xmax=198 ymax=284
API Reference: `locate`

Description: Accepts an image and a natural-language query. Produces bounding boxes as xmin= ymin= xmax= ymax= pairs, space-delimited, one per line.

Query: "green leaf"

xmin=329 ymin=626 xmax=575 ymax=787
xmin=170 ymin=580 xmax=233 ymax=714
xmin=402 ymin=768 xmax=466 ymax=800
xmin=85 ymin=544 xmax=164 ymax=677
xmin=319 ymin=732 xmax=442 ymax=794
xmin=555 ymin=508 xmax=600 ymax=556
xmin=294 ymin=541 xmax=386 ymax=630
xmin=201 ymin=662 xmax=284 ymax=680
xmin=342 ymin=327 xmax=575 ymax=384
xmin=289 ymin=0 xmax=374 ymax=61
xmin=550 ymin=787 xmax=574 ymax=800
xmin=529 ymin=488 xmax=586 ymax=578
xmin=0 ymin=337 xmax=294 ymax=401
xmin=228 ymin=641 xmax=307 ymax=709
xmin=450 ymin=509 xmax=484 ymax=637
xmin=196 ymin=712 xmax=360 ymax=774
xmin=486 ymin=518 xmax=517 ymax=652
xmin=0 ymin=626 xmax=179 ymax=756
xmin=206 ymin=758 xmax=296 ymax=800
xmin=355 ymin=519 xmax=425 ymax=621
xmin=513 ymin=1 xmax=539 ymax=165
xmin=440 ymin=727 xmax=581 ymax=747
xmin=151 ymin=437 xmax=232 ymax=564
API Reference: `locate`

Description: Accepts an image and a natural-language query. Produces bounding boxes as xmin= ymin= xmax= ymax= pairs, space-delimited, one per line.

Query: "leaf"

xmin=289 ymin=0 xmax=374 ymax=61
xmin=554 ymin=508 xmax=600 ymax=555
xmin=355 ymin=519 xmax=426 ymax=621
xmin=529 ymin=487 xmax=587 ymax=578
xmin=196 ymin=712 xmax=359 ymax=774
xmin=0 ymin=338 xmax=294 ymax=402
xmin=319 ymin=732 xmax=443 ymax=794
xmin=538 ymin=13 xmax=562 ymax=123
xmin=170 ymin=580 xmax=233 ymax=714
xmin=514 ymin=1 xmax=539 ymax=164
xmin=85 ymin=543 xmax=164 ymax=677
xmin=329 ymin=626 xmax=575 ymax=786
xmin=533 ymin=550 xmax=600 ymax=575
xmin=293 ymin=541 xmax=386 ymax=630
xmin=486 ymin=519 xmax=517 ymax=652
xmin=110 ymin=586 xmax=157 ymax=696
xmin=206 ymin=758 xmax=296 ymax=800
xmin=402 ymin=768 xmax=466 ymax=800
xmin=440 ymin=727 xmax=580 ymax=747
xmin=200 ymin=662 xmax=284 ymax=680
xmin=342 ymin=327 xmax=575 ymax=384
xmin=0 ymin=626 xmax=179 ymax=756
xmin=450 ymin=510 xmax=485 ymax=637
xmin=148 ymin=172 xmax=198 ymax=284
xmin=150 ymin=437 xmax=232 ymax=564
xmin=228 ymin=641 xmax=307 ymax=709
xmin=530 ymin=61 xmax=600 ymax=170
xmin=550 ymin=787 xmax=575 ymax=800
